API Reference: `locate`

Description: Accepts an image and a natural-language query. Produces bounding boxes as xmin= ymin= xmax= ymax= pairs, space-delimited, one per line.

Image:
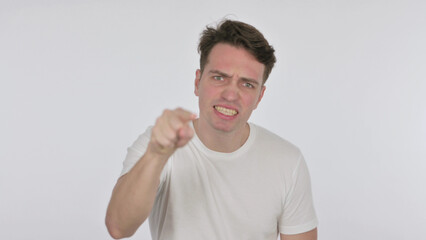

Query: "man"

xmin=106 ymin=20 xmax=318 ymax=240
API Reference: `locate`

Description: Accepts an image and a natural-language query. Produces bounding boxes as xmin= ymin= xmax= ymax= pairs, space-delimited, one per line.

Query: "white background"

xmin=1 ymin=0 xmax=425 ymax=239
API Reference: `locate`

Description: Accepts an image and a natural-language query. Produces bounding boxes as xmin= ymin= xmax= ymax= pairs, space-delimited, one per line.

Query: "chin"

xmin=211 ymin=121 xmax=243 ymax=133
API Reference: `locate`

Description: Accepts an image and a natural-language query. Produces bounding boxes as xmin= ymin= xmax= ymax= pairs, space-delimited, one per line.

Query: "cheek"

xmin=242 ymin=93 xmax=260 ymax=107
xmin=200 ymin=86 xmax=218 ymax=99
xmin=198 ymin=87 xmax=215 ymax=107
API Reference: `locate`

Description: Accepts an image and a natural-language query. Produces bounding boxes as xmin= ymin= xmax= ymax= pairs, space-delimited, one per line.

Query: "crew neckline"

xmin=190 ymin=121 xmax=257 ymax=160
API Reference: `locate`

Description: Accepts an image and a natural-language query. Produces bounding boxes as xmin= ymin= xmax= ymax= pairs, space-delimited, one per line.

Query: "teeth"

xmin=215 ymin=106 xmax=237 ymax=116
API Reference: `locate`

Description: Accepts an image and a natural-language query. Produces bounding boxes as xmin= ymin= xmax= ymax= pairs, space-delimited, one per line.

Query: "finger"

xmin=175 ymin=125 xmax=194 ymax=148
xmin=160 ymin=108 xmax=193 ymax=132
xmin=178 ymin=124 xmax=194 ymax=139
xmin=152 ymin=126 xmax=174 ymax=148
xmin=155 ymin=110 xmax=180 ymax=140
xmin=154 ymin=120 xmax=179 ymax=150
xmin=152 ymin=115 xmax=176 ymax=143
xmin=168 ymin=114 xmax=185 ymax=132
xmin=174 ymin=108 xmax=197 ymax=122
xmin=151 ymin=108 xmax=196 ymax=153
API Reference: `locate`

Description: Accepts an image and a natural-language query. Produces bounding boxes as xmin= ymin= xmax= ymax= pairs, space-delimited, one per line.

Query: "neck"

xmin=193 ymin=119 xmax=250 ymax=153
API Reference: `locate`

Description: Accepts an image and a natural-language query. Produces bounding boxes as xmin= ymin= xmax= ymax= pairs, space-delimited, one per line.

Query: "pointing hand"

xmin=148 ymin=108 xmax=197 ymax=158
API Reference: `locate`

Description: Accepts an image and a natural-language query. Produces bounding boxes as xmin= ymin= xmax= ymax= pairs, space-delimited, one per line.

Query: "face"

xmin=194 ymin=43 xmax=266 ymax=134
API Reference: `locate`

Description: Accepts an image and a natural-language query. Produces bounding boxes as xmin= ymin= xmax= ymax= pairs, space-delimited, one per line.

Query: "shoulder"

xmin=250 ymin=123 xmax=302 ymax=159
xmin=248 ymin=123 xmax=307 ymax=187
xmin=127 ymin=126 xmax=153 ymax=154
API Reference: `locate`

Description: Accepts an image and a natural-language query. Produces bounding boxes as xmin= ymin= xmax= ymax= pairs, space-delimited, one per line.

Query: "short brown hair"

xmin=198 ymin=19 xmax=276 ymax=84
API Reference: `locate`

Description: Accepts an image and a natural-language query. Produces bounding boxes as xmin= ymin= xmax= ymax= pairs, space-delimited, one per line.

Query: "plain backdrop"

xmin=1 ymin=0 xmax=425 ymax=239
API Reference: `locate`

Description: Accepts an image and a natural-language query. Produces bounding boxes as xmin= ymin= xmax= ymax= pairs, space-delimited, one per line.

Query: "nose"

xmin=221 ymin=82 xmax=239 ymax=101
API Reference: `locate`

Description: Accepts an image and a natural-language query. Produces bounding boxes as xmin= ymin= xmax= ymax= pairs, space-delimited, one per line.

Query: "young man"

xmin=106 ymin=20 xmax=318 ymax=240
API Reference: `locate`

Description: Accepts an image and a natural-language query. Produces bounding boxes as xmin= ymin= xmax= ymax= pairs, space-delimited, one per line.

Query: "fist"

xmin=148 ymin=108 xmax=197 ymax=157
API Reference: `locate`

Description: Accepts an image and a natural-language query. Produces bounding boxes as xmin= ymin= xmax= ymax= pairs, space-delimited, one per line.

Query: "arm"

xmin=279 ymin=155 xmax=318 ymax=240
xmin=281 ymin=228 xmax=317 ymax=240
xmin=105 ymin=108 xmax=196 ymax=239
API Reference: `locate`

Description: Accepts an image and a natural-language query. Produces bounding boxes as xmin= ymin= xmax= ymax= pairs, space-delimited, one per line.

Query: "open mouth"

xmin=214 ymin=105 xmax=238 ymax=116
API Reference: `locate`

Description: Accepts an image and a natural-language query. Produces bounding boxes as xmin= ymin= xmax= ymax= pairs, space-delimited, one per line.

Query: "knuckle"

xmin=171 ymin=118 xmax=183 ymax=129
xmin=165 ymin=130 xmax=176 ymax=141
xmin=163 ymin=109 xmax=171 ymax=115
xmin=158 ymin=110 xmax=170 ymax=120
xmin=155 ymin=117 xmax=161 ymax=125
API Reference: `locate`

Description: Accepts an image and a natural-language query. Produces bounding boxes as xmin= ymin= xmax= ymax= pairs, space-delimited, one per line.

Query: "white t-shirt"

xmin=121 ymin=122 xmax=318 ymax=240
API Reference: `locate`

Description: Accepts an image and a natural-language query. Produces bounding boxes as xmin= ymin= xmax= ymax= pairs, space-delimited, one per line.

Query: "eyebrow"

xmin=208 ymin=70 xmax=260 ymax=86
xmin=209 ymin=70 xmax=231 ymax=78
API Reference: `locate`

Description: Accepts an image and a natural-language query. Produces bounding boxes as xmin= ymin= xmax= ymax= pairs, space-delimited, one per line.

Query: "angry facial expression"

xmin=195 ymin=43 xmax=266 ymax=134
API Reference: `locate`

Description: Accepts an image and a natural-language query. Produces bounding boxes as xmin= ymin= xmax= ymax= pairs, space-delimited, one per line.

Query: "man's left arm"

xmin=280 ymin=228 xmax=317 ymax=240
xmin=279 ymin=154 xmax=318 ymax=238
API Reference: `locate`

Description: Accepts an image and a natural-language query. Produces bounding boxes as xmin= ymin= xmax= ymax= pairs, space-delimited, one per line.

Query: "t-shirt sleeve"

xmin=120 ymin=127 xmax=153 ymax=177
xmin=119 ymin=126 xmax=171 ymax=188
xmin=279 ymin=154 xmax=318 ymax=235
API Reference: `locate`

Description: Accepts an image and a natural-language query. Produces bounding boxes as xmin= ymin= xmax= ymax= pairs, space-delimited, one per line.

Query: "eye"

xmin=243 ymin=82 xmax=254 ymax=88
xmin=213 ymin=76 xmax=224 ymax=81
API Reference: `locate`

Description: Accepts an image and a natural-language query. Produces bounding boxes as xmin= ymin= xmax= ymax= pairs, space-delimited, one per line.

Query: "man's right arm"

xmin=105 ymin=108 xmax=196 ymax=239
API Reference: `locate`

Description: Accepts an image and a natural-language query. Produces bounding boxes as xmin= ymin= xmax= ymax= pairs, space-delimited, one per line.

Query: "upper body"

xmin=121 ymin=122 xmax=317 ymax=240
xmin=106 ymin=19 xmax=318 ymax=240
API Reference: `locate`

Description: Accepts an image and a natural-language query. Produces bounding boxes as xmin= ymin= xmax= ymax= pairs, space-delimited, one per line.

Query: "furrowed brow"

xmin=209 ymin=70 xmax=232 ymax=78
xmin=209 ymin=70 xmax=261 ymax=86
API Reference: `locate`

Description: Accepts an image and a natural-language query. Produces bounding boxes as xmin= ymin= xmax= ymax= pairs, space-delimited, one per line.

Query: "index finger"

xmin=174 ymin=108 xmax=197 ymax=122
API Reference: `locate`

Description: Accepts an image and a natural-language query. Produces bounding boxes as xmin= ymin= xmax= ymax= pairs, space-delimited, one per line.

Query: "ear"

xmin=254 ymin=85 xmax=266 ymax=109
xmin=194 ymin=69 xmax=202 ymax=96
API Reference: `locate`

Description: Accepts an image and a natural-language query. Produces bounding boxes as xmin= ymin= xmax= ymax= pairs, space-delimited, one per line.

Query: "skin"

xmin=195 ymin=43 xmax=317 ymax=239
xmin=194 ymin=43 xmax=266 ymax=152
xmin=281 ymin=228 xmax=318 ymax=240
xmin=105 ymin=108 xmax=196 ymax=239
xmin=105 ymin=43 xmax=317 ymax=240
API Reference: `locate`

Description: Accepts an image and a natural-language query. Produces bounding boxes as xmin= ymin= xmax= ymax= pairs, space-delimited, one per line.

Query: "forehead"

xmin=205 ymin=43 xmax=265 ymax=81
